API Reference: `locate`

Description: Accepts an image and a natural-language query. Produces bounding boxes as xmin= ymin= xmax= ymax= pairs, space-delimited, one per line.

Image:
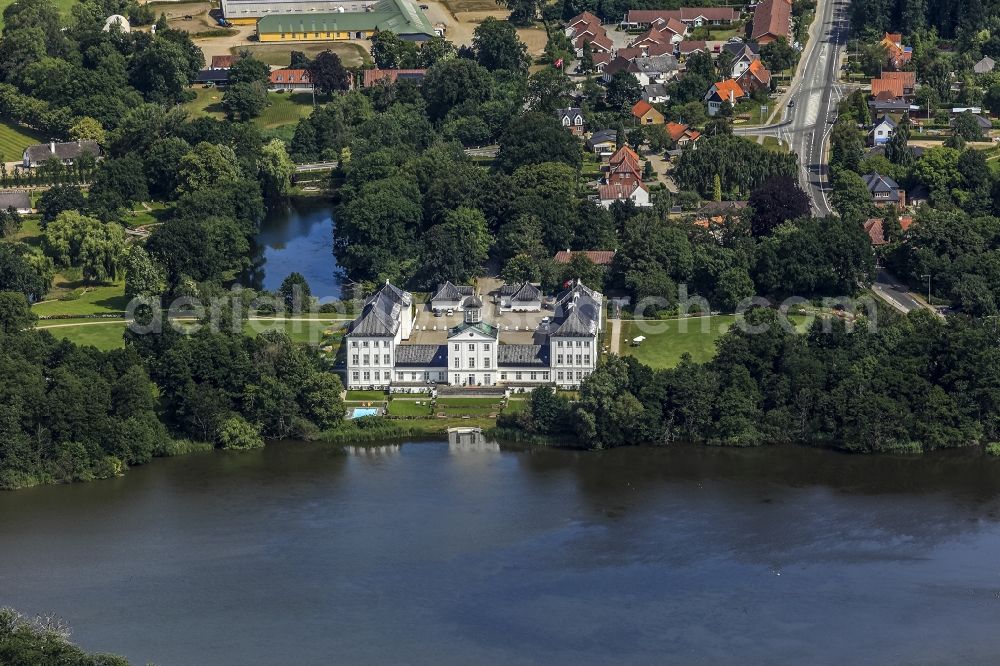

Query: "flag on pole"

xmin=554 ymin=58 xmax=563 ymax=69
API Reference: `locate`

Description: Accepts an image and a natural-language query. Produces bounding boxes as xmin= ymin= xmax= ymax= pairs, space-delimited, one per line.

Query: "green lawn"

xmin=32 ymin=282 xmax=128 ymax=317
xmin=37 ymin=320 xmax=127 ymax=350
xmin=0 ymin=118 xmax=44 ymax=163
xmin=502 ymin=399 xmax=528 ymax=413
xmin=621 ymin=315 xmax=809 ymax=368
xmin=762 ymin=136 xmax=789 ymax=153
xmin=346 ymin=390 xmax=387 ymax=401
xmin=234 ymin=42 xmax=370 ymax=68
xmin=387 ymin=399 xmax=433 ymax=417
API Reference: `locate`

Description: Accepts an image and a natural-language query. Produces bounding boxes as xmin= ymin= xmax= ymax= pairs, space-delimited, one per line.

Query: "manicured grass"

xmin=234 ymin=42 xmax=370 ymax=68
xmin=37 ymin=321 xmax=127 ymax=350
xmin=436 ymin=397 xmax=502 ymax=408
xmin=185 ymin=86 xmax=225 ymax=119
xmin=0 ymin=118 xmax=44 ymax=163
xmin=257 ymin=92 xmax=316 ymax=129
xmin=621 ymin=316 xmax=735 ymax=368
xmin=502 ymin=399 xmax=528 ymax=413
xmin=762 ymin=136 xmax=789 ymax=153
xmin=346 ymin=390 xmax=387 ymax=401
xmin=32 ymin=282 xmax=128 ymax=317
xmin=0 ymin=0 xmax=77 ymax=31
xmin=621 ymin=314 xmax=809 ymax=368
xmin=7 ymin=217 xmax=43 ymax=246
xmin=387 ymin=399 xmax=433 ymax=417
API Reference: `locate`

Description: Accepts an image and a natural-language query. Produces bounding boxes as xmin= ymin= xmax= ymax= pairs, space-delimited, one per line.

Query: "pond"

xmin=246 ymin=198 xmax=341 ymax=300
xmin=2 ymin=441 xmax=1000 ymax=664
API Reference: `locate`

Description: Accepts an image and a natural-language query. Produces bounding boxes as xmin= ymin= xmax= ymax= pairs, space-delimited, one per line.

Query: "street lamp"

xmin=921 ymin=274 xmax=931 ymax=304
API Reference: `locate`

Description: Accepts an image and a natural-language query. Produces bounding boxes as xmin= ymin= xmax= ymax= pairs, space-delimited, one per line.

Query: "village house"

xmin=644 ymin=83 xmax=669 ymax=104
xmin=949 ymin=113 xmax=993 ymax=134
xmin=705 ymin=79 xmax=746 ymax=115
xmin=863 ymin=172 xmax=906 ymax=207
xmin=631 ymin=100 xmax=665 ymax=125
xmin=598 ymin=181 xmax=651 ymax=208
xmin=210 ymin=55 xmax=236 ymax=69
xmin=868 ymin=115 xmax=897 ymax=145
xmin=607 ymin=144 xmax=642 ymax=184
xmin=565 ymin=11 xmax=601 ymax=36
xmin=735 ymin=58 xmax=771 ymax=94
xmin=677 ymin=40 xmax=708 ymax=58
xmin=692 ymin=200 xmax=748 ymax=227
xmin=880 ymin=32 xmax=913 ymax=70
xmin=881 ymin=71 xmax=916 ymax=95
xmin=727 ymin=43 xmax=760 ymax=78
xmin=751 ymin=0 xmax=793 ymax=45
xmin=621 ymin=7 xmax=740 ymax=30
xmin=666 ymin=122 xmax=701 ymax=148
xmin=864 ymin=215 xmax=913 ymax=246
xmin=603 ymin=54 xmax=678 ymax=86
xmin=22 ymin=140 xmax=100 ymax=169
xmin=586 ymin=129 xmax=618 ymax=156
xmin=555 ymin=107 xmax=586 ymax=135
xmin=269 ymin=68 xmax=313 ymax=91
xmin=195 ymin=69 xmax=231 ymax=86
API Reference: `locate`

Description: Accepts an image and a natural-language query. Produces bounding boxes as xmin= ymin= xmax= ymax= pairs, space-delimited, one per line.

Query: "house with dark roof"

xmin=0 ymin=190 xmax=32 ymax=213
xmin=644 ymin=83 xmax=669 ymax=104
xmin=728 ymin=43 xmax=760 ymax=78
xmin=556 ymin=107 xmax=585 ymax=135
xmin=622 ymin=7 xmax=739 ymax=30
xmin=862 ymin=173 xmax=905 ymax=207
xmin=499 ymin=281 xmax=542 ymax=311
xmin=751 ymin=0 xmax=792 ymax=45
xmin=346 ymin=281 xmax=414 ymax=389
xmin=195 ymin=69 xmax=231 ymax=85
xmin=430 ymin=281 xmax=474 ymax=312
xmin=586 ymin=129 xmax=618 ymax=156
xmin=868 ymin=115 xmax=897 ymax=145
xmin=22 ymin=140 xmax=100 ymax=169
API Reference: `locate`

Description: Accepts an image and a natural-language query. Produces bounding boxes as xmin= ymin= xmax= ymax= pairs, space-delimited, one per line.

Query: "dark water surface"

xmin=3 ymin=442 xmax=1000 ymax=665
xmin=247 ymin=198 xmax=340 ymax=300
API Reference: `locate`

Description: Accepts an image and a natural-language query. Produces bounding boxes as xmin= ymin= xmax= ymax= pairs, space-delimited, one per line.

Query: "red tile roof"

xmin=553 ymin=250 xmax=617 ymax=265
xmin=678 ymin=40 xmax=707 ymax=54
xmin=881 ymin=71 xmax=916 ymax=88
xmin=610 ymin=144 xmax=640 ymax=165
xmin=751 ymin=0 xmax=792 ymax=41
xmin=362 ymin=68 xmax=427 ymax=87
xmin=864 ymin=218 xmax=888 ymax=245
xmin=710 ymin=79 xmax=745 ymax=102
xmin=269 ymin=68 xmax=311 ymax=84
xmin=630 ymin=100 xmax=655 ymax=118
xmin=598 ymin=181 xmax=646 ymax=201
xmin=211 ymin=55 xmax=235 ymax=69
xmin=871 ymin=77 xmax=904 ymax=98
xmin=567 ymin=11 xmax=601 ymax=28
xmin=743 ymin=58 xmax=771 ymax=84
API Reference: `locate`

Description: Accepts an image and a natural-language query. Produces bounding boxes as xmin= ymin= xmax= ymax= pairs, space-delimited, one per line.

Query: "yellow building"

xmin=255 ymin=0 xmax=435 ymax=41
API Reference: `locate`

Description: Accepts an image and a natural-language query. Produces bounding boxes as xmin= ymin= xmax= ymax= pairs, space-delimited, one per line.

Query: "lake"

xmin=247 ymin=198 xmax=341 ymax=300
xmin=3 ymin=441 xmax=1000 ymax=664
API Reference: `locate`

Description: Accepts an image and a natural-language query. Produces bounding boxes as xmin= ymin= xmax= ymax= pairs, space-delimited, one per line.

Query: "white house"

xmin=22 ymin=140 xmax=100 ymax=168
xmin=430 ymin=280 xmax=473 ymax=312
xmin=0 ymin=191 xmax=32 ymax=214
xmin=868 ymin=115 xmax=897 ymax=146
xmin=555 ymin=107 xmax=585 ymax=135
xmin=499 ymin=281 xmax=542 ymax=311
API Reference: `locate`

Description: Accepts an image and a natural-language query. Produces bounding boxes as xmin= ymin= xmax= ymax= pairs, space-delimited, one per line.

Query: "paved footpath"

xmin=608 ymin=318 xmax=622 ymax=355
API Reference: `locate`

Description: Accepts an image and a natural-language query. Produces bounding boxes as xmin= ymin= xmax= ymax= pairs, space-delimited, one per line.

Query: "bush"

xmin=217 ymin=415 xmax=265 ymax=450
xmin=986 ymin=442 xmax=1000 ymax=456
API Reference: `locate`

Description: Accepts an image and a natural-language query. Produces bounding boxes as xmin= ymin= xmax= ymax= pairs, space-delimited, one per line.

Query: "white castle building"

xmin=344 ymin=280 xmax=604 ymax=390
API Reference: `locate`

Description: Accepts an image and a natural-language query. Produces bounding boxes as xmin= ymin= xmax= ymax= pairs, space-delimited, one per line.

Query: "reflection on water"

xmin=344 ymin=444 xmax=401 ymax=456
xmin=246 ymin=198 xmax=340 ymax=300
xmin=448 ymin=428 xmax=501 ymax=453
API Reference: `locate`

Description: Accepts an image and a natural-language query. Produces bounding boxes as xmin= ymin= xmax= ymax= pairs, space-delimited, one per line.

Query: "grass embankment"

xmin=185 ymin=88 xmax=316 ymax=131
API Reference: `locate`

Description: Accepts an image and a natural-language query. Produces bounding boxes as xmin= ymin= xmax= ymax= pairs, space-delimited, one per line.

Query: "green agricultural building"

xmin=255 ymin=0 xmax=437 ymax=42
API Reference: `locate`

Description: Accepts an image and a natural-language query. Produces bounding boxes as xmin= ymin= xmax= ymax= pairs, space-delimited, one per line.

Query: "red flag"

xmin=554 ymin=58 xmax=563 ymax=69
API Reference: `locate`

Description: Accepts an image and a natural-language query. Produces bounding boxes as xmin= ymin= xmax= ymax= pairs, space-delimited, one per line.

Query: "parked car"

xmin=446 ymin=309 xmax=454 ymax=316
xmin=434 ymin=309 xmax=443 ymax=317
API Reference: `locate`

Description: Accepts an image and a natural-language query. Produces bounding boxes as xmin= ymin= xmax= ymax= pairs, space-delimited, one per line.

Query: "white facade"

xmin=344 ymin=282 xmax=603 ymax=390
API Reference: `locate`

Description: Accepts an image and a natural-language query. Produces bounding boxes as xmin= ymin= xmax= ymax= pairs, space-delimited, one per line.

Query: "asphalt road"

xmin=873 ymin=269 xmax=927 ymax=313
xmin=734 ymin=0 xmax=850 ymax=216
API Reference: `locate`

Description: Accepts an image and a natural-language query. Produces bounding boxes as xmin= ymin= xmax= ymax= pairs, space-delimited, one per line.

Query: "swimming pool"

xmin=350 ymin=408 xmax=379 ymax=419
